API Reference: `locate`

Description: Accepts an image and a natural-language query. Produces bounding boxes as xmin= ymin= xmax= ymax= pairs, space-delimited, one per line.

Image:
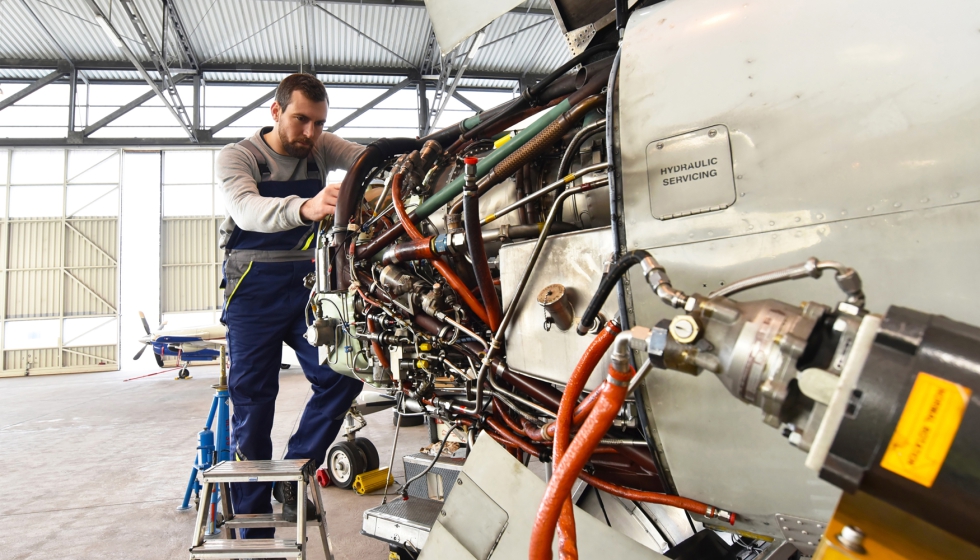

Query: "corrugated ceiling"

xmin=0 ymin=0 xmax=570 ymax=85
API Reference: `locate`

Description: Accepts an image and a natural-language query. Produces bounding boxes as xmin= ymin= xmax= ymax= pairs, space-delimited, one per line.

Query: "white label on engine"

xmin=645 ymin=125 xmax=736 ymax=220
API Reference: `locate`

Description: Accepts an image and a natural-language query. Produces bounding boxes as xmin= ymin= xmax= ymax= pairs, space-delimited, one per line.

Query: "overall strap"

xmin=239 ymin=138 xmax=321 ymax=183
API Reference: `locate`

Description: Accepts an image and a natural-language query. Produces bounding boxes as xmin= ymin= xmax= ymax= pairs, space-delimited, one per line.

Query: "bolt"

xmin=708 ymin=129 xmax=717 ymax=137
xmin=838 ymin=525 xmax=866 ymax=553
xmin=441 ymin=510 xmax=447 ymax=516
xmin=657 ymin=142 xmax=664 ymax=149
xmin=457 ymin=479 xmax=463 ymax=485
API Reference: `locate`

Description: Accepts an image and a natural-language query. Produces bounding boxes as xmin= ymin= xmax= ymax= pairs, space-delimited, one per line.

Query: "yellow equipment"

xmin=353 ymin=467 xmax=394 ymax=495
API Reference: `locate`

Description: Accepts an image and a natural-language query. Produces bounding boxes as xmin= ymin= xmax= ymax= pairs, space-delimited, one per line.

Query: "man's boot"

xmin=280 ymin=481 xmax=317 ymax=523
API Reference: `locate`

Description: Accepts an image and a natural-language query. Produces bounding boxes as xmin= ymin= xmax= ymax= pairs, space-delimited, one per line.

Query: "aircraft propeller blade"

xmin=138 ymin=311 xmax=152 ymax=335
xmin=133 ymin=344 xmax=148 ymax=361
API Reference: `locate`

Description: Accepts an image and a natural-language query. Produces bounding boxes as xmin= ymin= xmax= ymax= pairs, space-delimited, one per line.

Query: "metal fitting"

xmin=610 ymin=331 xmax=635 ymax=373
xmin=668 ymin=315 xmax=700 ymax=344
xmin=645 ymin=321 xmax=670 ymax=370
xmin=837 ymin=526 xmax=866 ymax=554
xmin=537 ymin=284 xmax=575 ymax=332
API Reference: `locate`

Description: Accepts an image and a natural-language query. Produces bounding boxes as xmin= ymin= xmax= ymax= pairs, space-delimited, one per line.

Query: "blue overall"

xmin=221 ymin=140 xmax=362 ymax=539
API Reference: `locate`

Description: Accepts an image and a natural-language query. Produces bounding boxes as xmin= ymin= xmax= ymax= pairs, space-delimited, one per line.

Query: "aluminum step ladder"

xmin=189 ymin=459 xmax=332 ymax=559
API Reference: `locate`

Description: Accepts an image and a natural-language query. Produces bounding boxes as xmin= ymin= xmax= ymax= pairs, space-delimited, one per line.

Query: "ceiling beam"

xmin=0 ymin=136 xmax=380 ymax=148
xmin=163 ymin=0 xmax=201 ymax=71
xmin=0 ymin=59 xmax=545 ymax=82
xmin=81 ymin=0 xmax=198 ymax=141
xmin=304 ymin=0 xmax=553 ymax=16
xmin=327 ymin=78 xmax=412 ymax=132
xmin=69 ymin=72 xmax=195 ymax=141
xmin=205 ymin=88 xmax=276 ymax=136
xmin=452 ymin=91 xmax=483 ymax=112
xmin=116 ymin=0 xmax=196 ymax=139
xmin=0 ymin=65 xmax=70 ymax=112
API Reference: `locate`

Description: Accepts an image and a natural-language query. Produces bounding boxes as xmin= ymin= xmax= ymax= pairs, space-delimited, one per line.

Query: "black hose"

xmin=332 ymin=137 xmax=422 ymax=287
xmin=577 ymin=250 xmax=650 ymax=336
xmin=526 ymin=43 xmax=619 ymax=101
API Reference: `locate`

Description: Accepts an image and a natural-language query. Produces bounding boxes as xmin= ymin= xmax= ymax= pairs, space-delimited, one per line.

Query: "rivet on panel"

xmin=656 ymin=143 xmax=664 ymax=149
xmin=768 ymin=221 xmax=775 ymax=226
xmin=951 ymin=192 xmax=959 ymax=198
xmin=920 ymin=197 xmax=929 ymax=203
xmin=737 ymin=175 xmax=743 ymax=179
xmin=795 ymin=217 xmax=801 ymax=223
xmin=894 ymin=202 xmax=902 ymax=208
xmin=867 ymin=206 xmax=874 ymax=212
xmin=815 ymin=214 xmax=824 ymax=220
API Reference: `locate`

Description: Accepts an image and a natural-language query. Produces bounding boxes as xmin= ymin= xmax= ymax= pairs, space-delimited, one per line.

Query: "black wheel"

xmin=353 ymin=437 xmax=380 ymax=472
xmin=326 ymin=441 xmax=366 ymax=489
xmin=177 ymin=368 xmax=190 ymax=379
xmin=393 ymin=409 xmax=424 ymax=427
xmin=280 ymin=363 xmax=291 ymax=369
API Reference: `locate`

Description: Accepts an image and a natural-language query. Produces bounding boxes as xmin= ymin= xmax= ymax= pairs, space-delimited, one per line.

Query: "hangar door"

xmin=0 ymin=149 xmax=120 ymax=377
xmin=161 ymin=150 xmax=224 ymax=324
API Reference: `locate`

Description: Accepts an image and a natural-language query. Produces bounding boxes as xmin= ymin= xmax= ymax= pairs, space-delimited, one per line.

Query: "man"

xmin=217 ymin=73 xmax=363 ymax=538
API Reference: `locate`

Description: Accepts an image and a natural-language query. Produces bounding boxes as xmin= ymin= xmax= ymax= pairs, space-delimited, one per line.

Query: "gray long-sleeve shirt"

xmin=216 ymin=127 xmax=364 ymax=249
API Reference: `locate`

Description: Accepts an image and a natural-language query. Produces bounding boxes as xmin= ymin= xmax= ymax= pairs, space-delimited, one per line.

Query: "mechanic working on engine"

xmin=216 ymin=73 xmax=364 ymax=537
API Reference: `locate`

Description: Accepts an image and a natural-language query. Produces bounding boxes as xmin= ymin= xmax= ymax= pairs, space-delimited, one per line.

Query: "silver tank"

xmin=617 ymin=0 xmax=980 ymax=538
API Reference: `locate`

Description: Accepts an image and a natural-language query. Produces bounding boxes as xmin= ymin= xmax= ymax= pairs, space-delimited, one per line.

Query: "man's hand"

xmin=300 ymin=182 xmax=341 ymax=222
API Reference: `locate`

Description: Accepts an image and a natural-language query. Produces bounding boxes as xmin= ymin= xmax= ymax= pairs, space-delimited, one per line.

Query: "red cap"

xmin=728 ymin=512 xmax=737 ymax=525
xmin=463 ymin=157 xmax=479 ymax=165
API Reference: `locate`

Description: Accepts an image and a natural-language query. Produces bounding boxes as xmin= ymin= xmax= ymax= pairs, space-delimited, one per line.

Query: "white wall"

xmin=119 ymin=151 xmax=162 ymax=372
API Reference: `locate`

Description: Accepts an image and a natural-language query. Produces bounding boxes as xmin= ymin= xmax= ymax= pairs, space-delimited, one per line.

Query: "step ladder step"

xmin=189 ymin=538 xmax=302 ymax=558
xmin=201 ymin=460 xmax=311 ymax=483
xmin=224 ymin=512 xmax=322 ymax=528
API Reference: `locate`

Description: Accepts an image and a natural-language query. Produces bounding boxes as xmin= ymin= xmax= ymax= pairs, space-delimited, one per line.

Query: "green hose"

xmin=414 ymin=98 xmax=571 ymax=218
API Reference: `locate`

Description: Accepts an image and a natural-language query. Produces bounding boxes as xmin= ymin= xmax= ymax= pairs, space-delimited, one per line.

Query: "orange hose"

xmin=390 ymin=172 xmax=491 ymax=326
xmin=530 ymin=365 xmax=633 ymax=560
xmin=553 ymin=321 xmax=620 ymax=558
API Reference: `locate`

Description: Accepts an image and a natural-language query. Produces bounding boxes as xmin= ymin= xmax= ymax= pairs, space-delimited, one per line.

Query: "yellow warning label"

xmin=879 ymin=372 xmax=971 ymax=487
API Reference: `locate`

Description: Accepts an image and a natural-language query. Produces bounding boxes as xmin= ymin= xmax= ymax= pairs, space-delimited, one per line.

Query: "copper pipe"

xmin=530 ymin=364 xmax=633 ymax=560
xmin=579 ymin=473 xmax=735 ymax=524
xmin=390 ymin=172 xmax=491 ymax=325
xmin=366 ymin=314 xmax=390 ymax=371
xmin=381 ymin=236 xmax=436 ymax=265
xmin=462 ymin=157 xmax=503 ymax=331
xmin=494 ymin=397 xmax=527 ymax=436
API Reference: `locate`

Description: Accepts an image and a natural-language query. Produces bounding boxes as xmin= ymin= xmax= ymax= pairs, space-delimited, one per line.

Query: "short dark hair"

xmin=275 ymin=73 xmax=328 ymax=110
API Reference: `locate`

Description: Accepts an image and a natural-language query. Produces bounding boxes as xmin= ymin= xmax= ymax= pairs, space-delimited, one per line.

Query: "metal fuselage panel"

xmin=617 ymin=0 xmax=980 ymax=537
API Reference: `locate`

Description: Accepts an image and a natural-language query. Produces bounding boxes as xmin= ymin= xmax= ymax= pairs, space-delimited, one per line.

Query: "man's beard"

xmin=279 ymin=128 xmax=313 ymax=158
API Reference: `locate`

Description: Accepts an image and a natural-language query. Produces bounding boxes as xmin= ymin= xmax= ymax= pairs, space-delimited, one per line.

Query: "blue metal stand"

xmin=178 ymin=346 xmax=231 ymax=535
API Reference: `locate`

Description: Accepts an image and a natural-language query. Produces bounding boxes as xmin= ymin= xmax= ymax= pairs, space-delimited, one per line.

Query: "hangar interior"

xmin=2 ymin=1 xmax=979 ymax=560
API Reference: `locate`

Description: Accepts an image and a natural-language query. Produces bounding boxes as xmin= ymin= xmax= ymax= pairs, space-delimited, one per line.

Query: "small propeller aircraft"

xmin=133 ymin=312 xmax=226 ymax=379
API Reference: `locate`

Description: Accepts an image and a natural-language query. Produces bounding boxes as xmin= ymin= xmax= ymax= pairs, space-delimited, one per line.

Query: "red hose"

xmin=553 ymin=321 xmax=619 ymax=558
xmin=390 ymin=172 xmax=491 ymax=326
xmin=530 ymin=364 xmax=633 ymax=560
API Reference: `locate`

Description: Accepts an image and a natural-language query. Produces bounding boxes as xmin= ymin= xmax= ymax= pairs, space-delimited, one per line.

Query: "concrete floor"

xmin=0 ymin=364 xmax=429 ymax=560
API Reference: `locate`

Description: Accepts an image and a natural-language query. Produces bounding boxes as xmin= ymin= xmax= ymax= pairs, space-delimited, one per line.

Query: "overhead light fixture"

xmin=95 ymin=16 xmax=124 ymax=49
xmin=467 ymin=31 xmax=486 ymax=61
